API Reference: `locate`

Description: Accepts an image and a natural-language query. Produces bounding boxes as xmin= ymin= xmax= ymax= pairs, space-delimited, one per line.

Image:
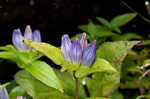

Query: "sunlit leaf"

xmin=9 ymin=86 xmax=30 ymax=99
xmin=15 ymin=70 xmax=72 ymax=99
xmin=25 ymin=39 xmax=65 ymax=66
xmin=25 ymin=60 xmax=63 ymax=89
xmin=75 ymin=58 xmax=117 ymax=79
xmin=86 ymin=41 xmax=140 ymax=96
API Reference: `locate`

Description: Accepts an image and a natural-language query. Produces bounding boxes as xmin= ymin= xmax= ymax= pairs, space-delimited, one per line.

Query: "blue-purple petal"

xmin=79 ymin=32 xmax=88 ymax=51
xmin=70 ymin=39 xmax=82 ymax=65
xmin=0 ymin=85 xmax=9 ymax=99
xmin=82 ymin=40 xmax=96 ymax=66
xmin=24 ymin=25 xmax=32 ymax=40
xmin=61 ymin=34 xmax=71 ymax=61
xmin=32 ymin=30 xmax=42 ymax=42
xmin=12 ymin=29 xmax=26 ymax=52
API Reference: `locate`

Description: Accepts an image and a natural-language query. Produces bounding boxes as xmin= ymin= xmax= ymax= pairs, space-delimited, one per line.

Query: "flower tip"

xmin=26 ymin=25 xmax=31 ymax=29
xmin=62 ymin=34 xmax=69 ymax=39
xmin=33 ymin=30 xmax=41 ymax=42
xmin=82 ymin=32 xmax=86 ymax=36
xmin=13 ymin=29 xmax=21 ymax=34
xmin=24 ymin=25 xmax=32 ymax=40
xmin=93 ymin=40 xmax=96 ymax=44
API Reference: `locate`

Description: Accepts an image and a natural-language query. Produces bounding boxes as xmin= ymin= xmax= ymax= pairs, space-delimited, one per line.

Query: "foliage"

xmin=77 ymin=13 xmax=142 ymax=44
xmin=0 ymin=13 xmax=149 ymax=99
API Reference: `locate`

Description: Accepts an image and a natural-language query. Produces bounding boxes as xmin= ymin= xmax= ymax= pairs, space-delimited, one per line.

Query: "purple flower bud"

xmin=24 ymin=25 xmax=32 ymax=40
xmin=0 ymin=85 xmax=9 ymax=99
xmin=33 ymin=30 xmax=42 ymax=42
xmin=61 ymin=33 xmax=96 ymax=66
xmin=12 ymin=25 xmax=42 ymax=52
xmin=70 ymin=39 xmax=82 ymax=65
xmin=12 ymin=29 xmax=27 ymax=52
xmin=16 ymin=96 xmax=26 ymax=99
xmin=61 ymin=34 xmax=71 ymax=61
xmin=79 ymin=32 xmax=88 ymax=51
xmin=82 ymin=40 xmax=96 ymax=66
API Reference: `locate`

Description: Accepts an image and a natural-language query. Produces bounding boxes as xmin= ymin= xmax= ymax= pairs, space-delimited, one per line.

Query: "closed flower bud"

xmin=61 ymin=33 xmax=96 ymax=66
xmin=12 ymin=25 xmax=42 ymax=52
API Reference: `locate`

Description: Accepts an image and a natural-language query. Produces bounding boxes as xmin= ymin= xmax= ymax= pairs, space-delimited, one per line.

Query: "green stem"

xmin=74 ymin=72 xmax=79 ymax=99
xmin=120 ymin=0 xmax=150 ymax=23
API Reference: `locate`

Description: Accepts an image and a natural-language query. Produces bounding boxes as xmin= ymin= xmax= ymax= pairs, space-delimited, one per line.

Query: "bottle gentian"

xmin=12 ymin=25 xmax=42 ymax=52
xmin=61 ymin=33 xmax=96 ymax=67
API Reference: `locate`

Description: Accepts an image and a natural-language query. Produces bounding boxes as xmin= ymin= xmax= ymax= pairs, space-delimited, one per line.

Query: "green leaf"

xmin=96 ymin=31 xmax=117 ymax=38
xmin=78 ymin=25 xmax=88 ymax=32
xmin=25 ymin=60 xmax=63 ymax=89
xmin=15 ymin=70 xmax=72 ymax=99
xmin=0 ymin=52 xmax=16 ymax=61
xmin=54 ymin=69 xmax=86 ymax=98
xmin=108 ymin=90 xmax=123 ymax=99
xmin=0 ymin=45 xmax=16 ymax=51
xmin=25 ymin=39 xmax=65 ymax=66
xmin=86 ymin=41 xmax=140 ymax=96
xmin=0 ymin=44 xmax=42 ymax=68
xmin=112 ymin=27 xmax=121 ymax=33
xmin=25 ymin=39 xmax=77 ymax=72
xmin=9 ymin=86 xmax=30 ymax=99
xmin=136 ymin=95 xmax=150 ymax=99
xmin=87 ymin=20 xmax=98 ymax=35
xmin=97 ymin=41 xmax=140 ymax=71
xmin=96 ymin=17 xmax=111 ymax=28
xmin=110 ymin=13 xmax=137 ymax=27
xmin=75 ymin=58 xmax=117 ymax=79
xmin=15 ymin=52 xmax=42 ymax=68
xmin=0 ymin=45 xmax=17 ymax=61
xmin=111 ymin=33 xmax=142 ymax=41
xmin=86 ymin=97 xmax=107 ymax=99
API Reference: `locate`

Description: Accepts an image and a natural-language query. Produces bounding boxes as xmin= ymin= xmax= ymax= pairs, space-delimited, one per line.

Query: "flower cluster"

xmin=61 ymin=33 xmax=96 ymax=66
xmin=12 ymin=25 xmax=41 ymax=52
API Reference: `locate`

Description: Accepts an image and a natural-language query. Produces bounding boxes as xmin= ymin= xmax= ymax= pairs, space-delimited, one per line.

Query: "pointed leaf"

xmin=25 ymin=39 xmax=76 ymax=72
xmin=9 ymin=86 xmax=30 ymax=99
xmin=25 ymin=60 xmax=63 ymax=89
xmin=86 ymin=41 xmax=140 ymax=96
xmin=97 ymin=41 xmax=140 ymax=71
xmin=111 ymin=33 xmax=142 ymax=41
xmin=25 ymin=39 xmax=65 ymax=66
xmin=15 ymin=70 xmax=71 ymax=99
xmin=96 ymin=17 xmax=111 ymax=28
xmin=75 ymin=58 xmax=117 ymax=79
xmin=110 ymin=13 xmax=137 ymax=27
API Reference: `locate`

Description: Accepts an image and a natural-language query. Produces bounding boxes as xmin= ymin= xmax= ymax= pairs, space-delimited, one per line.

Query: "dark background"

xmin=0 ymin=0 xmax=150 ymax=83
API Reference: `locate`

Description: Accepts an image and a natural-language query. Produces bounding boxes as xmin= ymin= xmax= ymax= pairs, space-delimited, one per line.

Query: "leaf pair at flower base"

xmin=0 ymin=45 xmax=63 ymax=90
xmin=25 ymin=39 xmax=117 ymax=79
xmin=0 ymin=45 xmax=42 ymax=68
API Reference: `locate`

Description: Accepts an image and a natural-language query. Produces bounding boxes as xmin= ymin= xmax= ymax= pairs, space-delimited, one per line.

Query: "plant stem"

xmin=73 ymin=72 xmax=79 ymax=99
xmin=83 ymin=84 xmax=90 ymax=97
xmin=82 ymin=78 xmax=90 ymax=97
xmin=75 ymin=77 xmax=79 ymax=99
